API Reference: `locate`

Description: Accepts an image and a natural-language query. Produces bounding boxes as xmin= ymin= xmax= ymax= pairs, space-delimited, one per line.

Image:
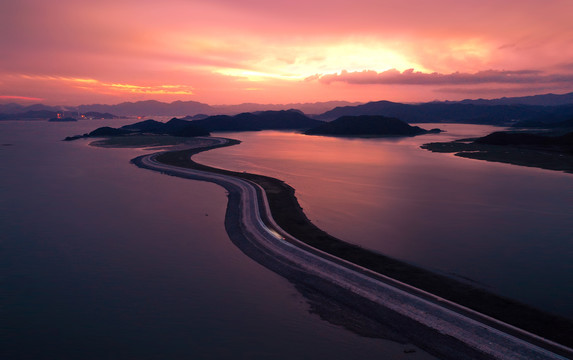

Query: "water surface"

xmin=1 ymin=120 xmax=438 ymax=359
xmin=196 ymin=125 xmax=573 ymax=318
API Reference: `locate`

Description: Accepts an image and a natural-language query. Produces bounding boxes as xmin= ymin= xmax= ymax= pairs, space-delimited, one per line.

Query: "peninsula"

xmin=422 ymin=130 xmax=573 ymax=173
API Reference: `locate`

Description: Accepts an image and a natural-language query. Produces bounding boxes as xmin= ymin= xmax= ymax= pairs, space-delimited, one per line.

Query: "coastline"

xmin=421 ymin=139 xmax=573 ymax=174
xmin=136 ymin=138 xmax=573 ymax=351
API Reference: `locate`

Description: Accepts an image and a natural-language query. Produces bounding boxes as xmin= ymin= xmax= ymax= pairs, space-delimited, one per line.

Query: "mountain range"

xmin=124 ymin=110 xmax=323 ymax=133
xmin=305 ymin=115 xmax=441 ymax=137
xmin=449 ymin=92 xmax=573 ymax=106
xmin=3 ymin=92 xmax=573 ymax=126
xmin=0 ymin=100 xmax=362 ymax=118
xmin=316 ymin=100 xmax=573 ymax=125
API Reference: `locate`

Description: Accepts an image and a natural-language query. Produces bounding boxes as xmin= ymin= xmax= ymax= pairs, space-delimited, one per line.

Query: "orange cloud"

xmin=0 ymin=95 xmax=44 ymax=102
xmin=16 ymin=74 xmax=193 ymax=96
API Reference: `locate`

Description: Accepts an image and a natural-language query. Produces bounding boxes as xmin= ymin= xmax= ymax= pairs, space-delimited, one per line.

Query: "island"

xmin=422 ymin=130 xmax=573 ymax=173
xmin=304 ymin=115 xmax=441 ymax=137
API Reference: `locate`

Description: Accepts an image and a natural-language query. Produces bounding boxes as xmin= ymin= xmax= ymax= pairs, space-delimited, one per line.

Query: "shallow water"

xmin=1 ymin=120 xmax=439 ymax=359
xmin=196 ymin=125 xmax=573 ymax=318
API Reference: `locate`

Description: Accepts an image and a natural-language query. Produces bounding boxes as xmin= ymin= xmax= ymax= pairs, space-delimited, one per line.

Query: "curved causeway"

xmin=132 ymin=138 xmax=572 ymax=360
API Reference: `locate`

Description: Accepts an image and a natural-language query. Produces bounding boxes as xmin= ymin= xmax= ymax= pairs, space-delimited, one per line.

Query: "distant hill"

xmin=512 ymin=117 xmax=573 ymax=129
xmin=316 ymin=101 xmax=573 ymax=126
xmin=119 ymin=117 xmax=210 ymax=137
xmin=193 ymin=114 xmax=261 ymax=132
xmin=453 ymin=92 xmax=573 ymax=106
xmin=0 ymin=103 xmax=62 ymax=114
xmin=182 ymin=114 xmax=210 ymax=121
xmin=76 ymin=100 xmax=214 ymax=117
xmin=65 ymin=118 xmax=210 ymax=140
xmin=305 ymin=115 xmax=440 ymax=137
xmin=6 ymin=92 xmax=573 ymax=121
xmin=0 ymin=108 xmax=119 ymax=121
xmin=121 ymin=119 xmax=167 ymax=132
xmin=0 ymin=110 xmax=59 ymax=120
xmin=66 ymin=110 xmax=323 ymax=140
xmin=193 ymin=110 xmax=324 ymax=132
xmin=211 ymin=101 xmax=363 ymax=115
xmin=74 ymin=100 xmax=362 ymax=117
xmin=474 ymin=131 xmax=573 ymax=146
xmin=1 ymin=100 xmax=361 ymax=118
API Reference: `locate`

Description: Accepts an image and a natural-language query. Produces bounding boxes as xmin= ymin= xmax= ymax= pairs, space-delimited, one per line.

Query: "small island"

xmin=304 ymin=115 xmax=441 ymax=137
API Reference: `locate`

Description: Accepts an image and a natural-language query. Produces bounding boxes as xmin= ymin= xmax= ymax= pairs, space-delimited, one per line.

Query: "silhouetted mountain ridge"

xmin=6 ymin=92 xmax=573 ymax=122
xmin=475 ymin=131 xmax=573 ymax=147
xmin=0 ymin=108 xmax=120 ymax=120
xmin=316 ymin=101 xmax=573 ymax=125
xmin=194 ymin=110 xmax=324 ymax=131
xmin=0 ymin=110 xmax=59 ymax=120
xmin=305 ymin=115 xmax=441 ymax=137
xmin=512 ymin=117 xmax=573 ymax=129
xmin=65 ymin=110 xmax=323 ymax=140
xmin=451 ymin=92 xmax=573 ymax=106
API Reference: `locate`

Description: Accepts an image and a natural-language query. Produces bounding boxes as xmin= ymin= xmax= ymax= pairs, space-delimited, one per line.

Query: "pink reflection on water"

xmin=197 ymin=125 xmax=573 ymax=317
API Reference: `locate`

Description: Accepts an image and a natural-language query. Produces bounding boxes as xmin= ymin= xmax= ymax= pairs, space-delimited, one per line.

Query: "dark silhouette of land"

xmin=0 ymin=110 xmax=61 ymax=120
xmin=73 ymin=100 xmax=362 ymax=117
xmin=452 ymin=92 xmax=573 ymax=106
xmin=0 ymin=100 xmax=357 ymax=117
xmin=64 ymin=119 xmax=210 ymax=141
xmin=304 ymin=115 xmax=441 ymax=137
xmin=123 ymin=117 xmax=211 ymax=136
xmin=512 ymin=117 xmax=573 ymax=129
xmin=422 ymin=130 xmax=573 ymax=173
xmin=192 ymin=109 xmax=324 ymax=131
xmin=0 ymin=109 xmax=119 ymax=121
xmin=4 ymin=91 xmax=573 ymax=122
xmin=316 ymin=100 xmax=573 ymax=125
xmin=64 ymin=110 xmax=324 ymax=140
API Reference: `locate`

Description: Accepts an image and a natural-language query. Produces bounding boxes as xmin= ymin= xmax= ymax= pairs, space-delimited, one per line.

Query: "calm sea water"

xmin=196 ymin=125 xmax=573 ymax=319
xmin=1 ymin=120 xmax=438 ymax=359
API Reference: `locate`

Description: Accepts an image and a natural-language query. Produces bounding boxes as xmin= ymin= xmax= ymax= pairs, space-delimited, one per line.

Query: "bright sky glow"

xmin=1 ymin=0 xmax=572 ymax=105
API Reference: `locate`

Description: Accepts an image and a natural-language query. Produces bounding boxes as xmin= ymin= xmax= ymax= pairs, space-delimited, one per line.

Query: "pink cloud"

xmin=0 ymin=95 xmax=44 ymax=102
xmin=1 ymin=0 xmax=573 ymax=105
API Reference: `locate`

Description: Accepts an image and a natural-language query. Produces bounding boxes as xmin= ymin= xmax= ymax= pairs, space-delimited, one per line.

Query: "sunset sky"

xmin=1 ymin=0 xmax=572 ymax=105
